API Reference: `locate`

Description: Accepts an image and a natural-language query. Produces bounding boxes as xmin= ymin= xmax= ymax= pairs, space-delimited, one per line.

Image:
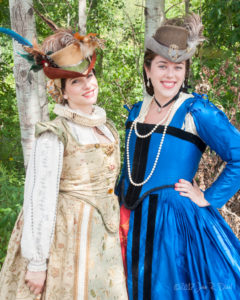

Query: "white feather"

xmin=185 ymin=13 xmax=205 ymax=49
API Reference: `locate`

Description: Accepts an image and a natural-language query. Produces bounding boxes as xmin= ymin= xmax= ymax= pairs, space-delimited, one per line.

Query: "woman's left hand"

xmin=175 ymin=179 xmax=210 ymax=207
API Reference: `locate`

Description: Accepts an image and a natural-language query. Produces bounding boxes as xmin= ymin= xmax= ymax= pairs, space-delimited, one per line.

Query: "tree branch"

xmin=165 ymin=1 xmax=184 ymax=14
xmin=64 ymin=0 xmax=73 ymax=10
xmin=135 ymin=4 xmax=146 ymax=9
xmin=113 ymin=80 xmax=128 ymax=104
xmin=123 ymin=9 xmax=143 ymax=78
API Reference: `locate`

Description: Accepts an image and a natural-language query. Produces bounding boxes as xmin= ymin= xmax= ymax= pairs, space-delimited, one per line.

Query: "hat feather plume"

xmin=41 ymin=29 xmax=75 ymax=53
xmin=185 ymin=13 xmax=205 ymax=49
xmin=32 ymin=6 xmax=59 ymax=32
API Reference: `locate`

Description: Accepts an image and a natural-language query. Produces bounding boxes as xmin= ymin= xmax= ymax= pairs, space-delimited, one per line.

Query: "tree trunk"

xmin=78 ymin=0 xmax=87 ymax=35
xmin=185 ymin=0 xmax=190 ymax=15
xmin=144 ymin=0 xmax=165 ymax=47
xmin=9 ymin=0 xmax=49 ymax=168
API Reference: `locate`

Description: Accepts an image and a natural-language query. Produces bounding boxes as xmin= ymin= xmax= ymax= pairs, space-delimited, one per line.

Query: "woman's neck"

xmin=154 ymin=95 xmax=175 ymax=106
xmin=68 ymin=104 xmax=94 ymax=115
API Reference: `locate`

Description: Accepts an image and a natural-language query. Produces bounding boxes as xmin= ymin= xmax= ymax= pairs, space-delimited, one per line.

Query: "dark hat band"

xmin=43 ymin=51 xmax=96 ymax=79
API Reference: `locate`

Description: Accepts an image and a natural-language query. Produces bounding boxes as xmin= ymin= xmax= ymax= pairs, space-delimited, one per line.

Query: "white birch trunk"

xmin=144 ymin=0 xmax=165 ymax=46
xmin=9 ymin=0 xmax=49 ymax=168
xmin=143 ymin=0 xmax=165 ymax=96
xmin=78 ymin=0 xmax=87 ymax=35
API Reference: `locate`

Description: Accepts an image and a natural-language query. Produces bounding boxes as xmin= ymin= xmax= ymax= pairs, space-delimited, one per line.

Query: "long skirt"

xmin=120 ymin=190 xmax=240 ymax=300
xmin=0 ymin=193 xmax=128 ymax=300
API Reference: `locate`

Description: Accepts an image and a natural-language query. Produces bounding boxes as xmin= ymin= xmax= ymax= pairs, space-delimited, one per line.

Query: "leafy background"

xmin=0 ymin=0 xmax=239 ymax=267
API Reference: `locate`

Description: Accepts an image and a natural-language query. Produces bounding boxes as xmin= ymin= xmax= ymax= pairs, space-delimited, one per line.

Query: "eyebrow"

xmin=156 ymin=61 xmax=168 ymax=64
xmin=156 ymin=60 xmax=184 ymax=65
xmin=70 ymin=78 xmax=79 ymax=82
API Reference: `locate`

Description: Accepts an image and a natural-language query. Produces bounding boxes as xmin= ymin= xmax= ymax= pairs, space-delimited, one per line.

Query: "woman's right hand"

xmin=25 ymin=270 xmax=46 ymax=296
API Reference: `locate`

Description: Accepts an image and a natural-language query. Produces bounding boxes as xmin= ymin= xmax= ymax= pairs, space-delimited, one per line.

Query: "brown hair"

xmin=143 ymin=16 xmax=192 ymax=96
xmin=143 ymin=53 xmax=190 ymax=96
xmin=143 ymin=49 xmax=158 ymax=96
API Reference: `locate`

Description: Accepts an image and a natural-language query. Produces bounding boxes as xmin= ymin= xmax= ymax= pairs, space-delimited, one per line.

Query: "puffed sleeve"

xmin=189 ymin=93 xmax=240 ymax=208
xmin=21 ymin=131 xmax=64 ymax=271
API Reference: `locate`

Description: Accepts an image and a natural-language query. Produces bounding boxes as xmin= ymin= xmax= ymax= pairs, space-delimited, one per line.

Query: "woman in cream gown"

xmin=0 ymin=28 xmax=128 ymax=300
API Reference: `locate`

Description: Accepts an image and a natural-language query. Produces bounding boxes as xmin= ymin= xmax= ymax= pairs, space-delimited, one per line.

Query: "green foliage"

xmin=33 ymin=0 xmax=79 ymax=41
xmin=203 ymin=0 xmax=240 ymax=52
xmin=0 ymin=0 xmax=10 ymax=27
xmin=0 ymin=37 xmax=24 ymax=172
xmin=87 ymin=0 xmax=144 ymax=146
xmin=0 ymin=162 xmax=24 ymax=267
xmin=192 ymin=0 xmax=240 ymax=124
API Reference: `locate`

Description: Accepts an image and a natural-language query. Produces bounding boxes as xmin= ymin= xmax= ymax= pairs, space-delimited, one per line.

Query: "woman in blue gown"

xmin=117 ymin=14 xmax=240 ymax=300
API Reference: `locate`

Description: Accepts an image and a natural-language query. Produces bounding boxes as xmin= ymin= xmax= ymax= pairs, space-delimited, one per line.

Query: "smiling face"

xmin=63 ymin=71 xmax=98 ymax=113
xmin=144 ymin=55 xmax=186 ymax=103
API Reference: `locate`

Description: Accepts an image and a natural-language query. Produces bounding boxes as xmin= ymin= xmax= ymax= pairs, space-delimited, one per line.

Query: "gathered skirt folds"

xmin=0 ymin=192 xmax=128 ymax=300
xmin=123 ymin=189 xmax=240 ymax=300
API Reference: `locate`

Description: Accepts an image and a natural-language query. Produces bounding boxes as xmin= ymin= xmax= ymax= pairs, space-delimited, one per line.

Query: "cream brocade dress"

xmin=0 ymin=105 xmax=128 ymax=300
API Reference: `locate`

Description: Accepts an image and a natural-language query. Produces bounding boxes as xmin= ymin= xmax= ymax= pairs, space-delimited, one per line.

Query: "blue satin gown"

xmin=117 ymin=93 xmax=240 ymax=300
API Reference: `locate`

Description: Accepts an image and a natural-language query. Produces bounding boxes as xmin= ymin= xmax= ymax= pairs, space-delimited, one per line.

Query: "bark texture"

xmin=144 ymin=0 xmax=165 ymax=47
xmin=78 ymin=0 xmax=87 ymax=35
xmin=185 ymin=0 xmax=190 ymax=15
xmin=9 ymin=0 xmax=49 ymax=168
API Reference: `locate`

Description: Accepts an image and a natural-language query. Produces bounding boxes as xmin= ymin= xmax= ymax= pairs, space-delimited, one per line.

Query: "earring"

xmin=182 ymin=82 xmax=185 ymax=89
xmin=147 ymin=78 xmax=150 ymax=88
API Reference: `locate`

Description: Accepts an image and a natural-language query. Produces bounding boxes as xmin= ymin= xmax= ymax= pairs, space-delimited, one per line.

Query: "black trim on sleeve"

xmin=126 ymin=122 xmax=206 ymax=153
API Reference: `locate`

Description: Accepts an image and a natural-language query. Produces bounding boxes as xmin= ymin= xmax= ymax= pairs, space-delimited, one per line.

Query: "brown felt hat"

xmin=145 ymin=14 xmax=205 ymax=62
xmin=153 ymin=26 xmax=188 ymax=50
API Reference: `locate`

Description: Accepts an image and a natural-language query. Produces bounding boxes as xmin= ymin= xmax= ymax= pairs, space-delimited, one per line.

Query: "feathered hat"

xmin=0 ymin=12 xmax=104 ymax=80
xmin=145 ymin=14 xmax=205 ymax=62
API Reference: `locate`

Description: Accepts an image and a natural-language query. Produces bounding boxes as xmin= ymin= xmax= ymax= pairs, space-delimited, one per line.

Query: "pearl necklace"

xmin=126 ymin=102 xmax=175 ymax=187
xmin=133 ymin=102 xmax=173 ymax=138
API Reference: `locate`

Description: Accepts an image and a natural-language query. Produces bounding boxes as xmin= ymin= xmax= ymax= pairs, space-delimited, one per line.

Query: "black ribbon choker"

xmin=154 ymin=91 xmax=180 ymax=112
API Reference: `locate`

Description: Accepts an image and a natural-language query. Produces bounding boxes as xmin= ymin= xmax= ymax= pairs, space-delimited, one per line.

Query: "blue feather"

xmin=0 ymin=27 xmax=32 ymax=47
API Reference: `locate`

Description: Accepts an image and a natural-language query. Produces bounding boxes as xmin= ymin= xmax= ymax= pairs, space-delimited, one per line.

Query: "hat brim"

xmin=43 ymin=51 xmax=96 ymax=79
xmin=145 ymin=37 xmax=196 ymax=63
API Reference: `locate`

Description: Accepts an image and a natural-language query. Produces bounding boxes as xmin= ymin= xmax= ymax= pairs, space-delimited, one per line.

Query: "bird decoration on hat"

xmin=0 ymin=8 xmax=104 ymax=79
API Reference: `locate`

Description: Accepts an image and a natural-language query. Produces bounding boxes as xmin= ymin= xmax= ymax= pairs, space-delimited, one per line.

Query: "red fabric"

xmin=43 ymin=51 xmax=97 ymax=79
xmin=119 ymin=205 xmax=131 ymax=277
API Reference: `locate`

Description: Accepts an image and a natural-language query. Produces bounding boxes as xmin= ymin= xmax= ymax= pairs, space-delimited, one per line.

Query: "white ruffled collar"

xmin=54 ymin=104 xmax=106 ymax=127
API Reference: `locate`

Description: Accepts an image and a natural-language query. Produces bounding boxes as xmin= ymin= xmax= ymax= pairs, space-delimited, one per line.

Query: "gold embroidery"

xmin=104 ymin=144 xmax=114 ymax=156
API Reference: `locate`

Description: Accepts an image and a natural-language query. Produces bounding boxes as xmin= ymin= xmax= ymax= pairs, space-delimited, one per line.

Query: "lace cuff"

xmin=27 ymin=259 xmax=47 ymax=272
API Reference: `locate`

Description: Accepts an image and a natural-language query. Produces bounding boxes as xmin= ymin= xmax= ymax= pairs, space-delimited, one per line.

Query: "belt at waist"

xmin=59 ymin=190 xmax=119 ymax=233
xmin=120 ymin=180 xmax=175 ymax=210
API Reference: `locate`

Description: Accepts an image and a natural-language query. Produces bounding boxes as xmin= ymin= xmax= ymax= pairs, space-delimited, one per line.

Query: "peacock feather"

xmin=18 ymin=52 xmax=35 ymax=63
xmin=0 ymin=27 xmax=32 ymax=47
